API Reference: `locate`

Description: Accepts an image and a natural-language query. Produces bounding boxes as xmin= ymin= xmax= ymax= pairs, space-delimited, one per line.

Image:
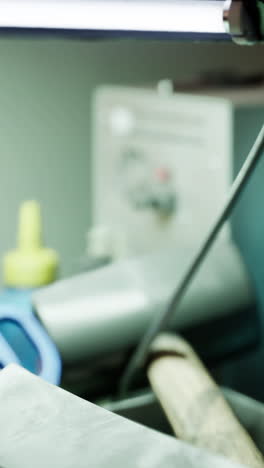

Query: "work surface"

xmin=0 ymin=365 xmax=245 ymax=468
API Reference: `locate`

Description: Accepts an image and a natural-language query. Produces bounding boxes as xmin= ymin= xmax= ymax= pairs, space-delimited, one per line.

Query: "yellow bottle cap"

xmin=3 ymin=201 xmax=59 ymax=288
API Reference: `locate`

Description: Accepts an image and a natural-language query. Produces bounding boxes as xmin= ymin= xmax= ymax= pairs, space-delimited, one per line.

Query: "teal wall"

xmin=0 ymin=37 xmax=263 ymax=281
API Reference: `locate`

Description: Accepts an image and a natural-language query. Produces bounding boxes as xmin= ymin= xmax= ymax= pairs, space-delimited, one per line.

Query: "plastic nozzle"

xmin=18 ymin=201 xmax=43 ymax=251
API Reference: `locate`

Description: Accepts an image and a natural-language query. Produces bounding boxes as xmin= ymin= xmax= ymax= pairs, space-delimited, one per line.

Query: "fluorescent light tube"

xmin=0 ymin=0 xmax=227 ymax=35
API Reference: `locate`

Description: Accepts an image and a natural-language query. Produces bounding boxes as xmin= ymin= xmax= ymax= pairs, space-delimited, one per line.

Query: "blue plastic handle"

xmin=0 ymin=301 xmax=61 ymax=385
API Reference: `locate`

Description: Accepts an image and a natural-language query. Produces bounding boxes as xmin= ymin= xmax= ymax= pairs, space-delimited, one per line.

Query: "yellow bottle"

xmin=3 ymin=200 xmax=59 ymax=288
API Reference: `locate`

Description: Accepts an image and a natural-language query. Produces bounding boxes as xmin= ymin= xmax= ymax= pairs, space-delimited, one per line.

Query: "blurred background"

xmin=0 ymin=38 xmax=262 ymax=281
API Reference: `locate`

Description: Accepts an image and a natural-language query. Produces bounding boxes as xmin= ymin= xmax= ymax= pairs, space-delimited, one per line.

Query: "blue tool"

xmin=0 ymin=289 xmax=61 ymax=384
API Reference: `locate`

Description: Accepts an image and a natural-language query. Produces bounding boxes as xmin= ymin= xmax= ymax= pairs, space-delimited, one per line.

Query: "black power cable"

xmin=119 ymin=123 xmax=264 ymax=398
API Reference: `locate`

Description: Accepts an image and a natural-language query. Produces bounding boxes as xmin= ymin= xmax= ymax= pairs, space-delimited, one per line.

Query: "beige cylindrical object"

xmin=147 ymin=334 xmax=264 ymax=468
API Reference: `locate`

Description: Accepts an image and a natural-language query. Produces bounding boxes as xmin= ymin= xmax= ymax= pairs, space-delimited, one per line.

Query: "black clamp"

xmin=224 ymin=0 xmax=264 ymax=44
